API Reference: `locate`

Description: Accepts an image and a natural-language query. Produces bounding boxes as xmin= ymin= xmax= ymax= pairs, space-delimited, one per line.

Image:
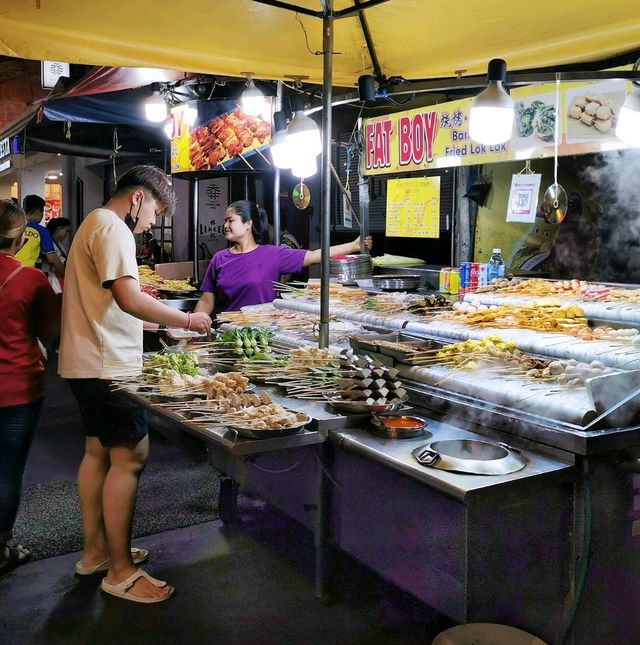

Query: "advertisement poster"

xmin=170 ymin=99 xmax=272 ymax=174
xmin=44 ymin=199 xmax=61 ymax=221
xmin=385 ymin=177 xmax=440 ymax=238
xmin=506 ymin=173 xmax=542 ymax=223
xmin=197 ymin=177 xmax=229 ymax=259
xmin=362 ymin=71 xmax=635 ymax=176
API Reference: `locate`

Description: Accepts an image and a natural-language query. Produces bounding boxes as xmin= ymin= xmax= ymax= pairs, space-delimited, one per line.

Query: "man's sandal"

xmin=0 ymin=545 xmax=31 ymax=577
xmin=101 ymin=569 xmax=174 ymax=604
xmin=75 ymin=547 xmax=149 ymax=576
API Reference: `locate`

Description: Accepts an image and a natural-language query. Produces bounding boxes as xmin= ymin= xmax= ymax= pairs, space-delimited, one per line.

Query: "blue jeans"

xmin=0 ymin=399 xmax=43 ymax=548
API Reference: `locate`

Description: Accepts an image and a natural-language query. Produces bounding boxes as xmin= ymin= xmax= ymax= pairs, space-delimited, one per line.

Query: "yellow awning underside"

xmin=0 ymin=1 xmax=638 ymax=87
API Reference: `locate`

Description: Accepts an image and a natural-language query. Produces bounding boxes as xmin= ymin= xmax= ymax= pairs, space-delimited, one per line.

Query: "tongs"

xmin=411 ymin=444 xmax=440 ymax=466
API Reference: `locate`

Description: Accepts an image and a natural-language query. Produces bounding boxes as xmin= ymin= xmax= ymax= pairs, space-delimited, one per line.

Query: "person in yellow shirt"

xmin=15 ymin=195 xmax=65 ymax=278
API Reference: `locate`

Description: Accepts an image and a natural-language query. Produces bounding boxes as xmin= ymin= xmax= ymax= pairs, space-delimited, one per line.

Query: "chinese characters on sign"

xmin=385 ymin=177 xmax=440 ymax=238
xmin=197 ymin=177 xmax=229 ymax=259
xmin=41 ymin=61 xmax=70 ymax=89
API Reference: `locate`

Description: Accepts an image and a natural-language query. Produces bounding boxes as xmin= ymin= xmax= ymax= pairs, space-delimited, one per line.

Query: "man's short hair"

xmin=23 ymin=194 xmax=46 ymax=215
xmin=114 ymin=165 xmax=176 ymax=217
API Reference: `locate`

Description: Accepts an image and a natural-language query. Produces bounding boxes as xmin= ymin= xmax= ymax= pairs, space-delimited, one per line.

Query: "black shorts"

xmin=67 ymin=378 xmax=148 ymax=448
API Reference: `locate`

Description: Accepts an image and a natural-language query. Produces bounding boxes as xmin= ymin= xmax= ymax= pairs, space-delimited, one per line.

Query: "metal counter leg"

xmin=219 ymin=476 xmax=238 ymax=524
xmin=314 ymin=443 xmax=330 ymax=601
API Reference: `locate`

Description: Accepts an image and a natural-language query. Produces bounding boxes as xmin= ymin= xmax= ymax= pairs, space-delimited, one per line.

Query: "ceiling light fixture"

xmin=270 ymin=111 xmax=292 ymax=169
xmin=469 ymin=58 xmax=514 ymax=146
xmin=291 ymin=153 xmax=317 ymax=180
xmin=241 ymin=72 xmax=265 ymax=116
xmin=287 ymin=110 xmax=321 ymax=157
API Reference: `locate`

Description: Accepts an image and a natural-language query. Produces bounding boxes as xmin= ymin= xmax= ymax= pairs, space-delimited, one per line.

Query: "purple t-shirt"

xmin=201 ymin=244 xmax=307 ymax=312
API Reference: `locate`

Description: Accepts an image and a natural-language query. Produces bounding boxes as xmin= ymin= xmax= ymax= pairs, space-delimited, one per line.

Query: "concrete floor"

xmin=0 ymin=361 xmax=450 ymax=644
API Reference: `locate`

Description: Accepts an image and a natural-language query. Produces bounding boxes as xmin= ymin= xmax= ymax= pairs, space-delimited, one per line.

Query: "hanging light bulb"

xmin=270 ymin=129 xmax=292 ymax=169
xmin=291 ymin=153 xmax=317 ymax=179
xmin=242 ymin=80 xmax=265 ymax=116
xmin=616 ymin=84 xmax=640 ymax=147
xmin=183 ymin=104 xmax=198 ymax=126
xmin=287 ymin=110 xmax=321 ymax=157
xmin=145 ymin=90 xmax=167 ymax=122
xmin=469 ymin=58 xmax=514 ymax=145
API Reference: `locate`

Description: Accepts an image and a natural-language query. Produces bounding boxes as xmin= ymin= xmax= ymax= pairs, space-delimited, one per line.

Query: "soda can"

xmin=469 ymin=262 xmax=480 ymax=292
xmin=448 ymin=268 xmax=460 ymax=295
xmin=439 ymin=267 xmax=451 ymax=293
xmin=459 ymin=262 xmax=470 ymax=294
xmin=478 ymin=263 xmax=488 ymax=289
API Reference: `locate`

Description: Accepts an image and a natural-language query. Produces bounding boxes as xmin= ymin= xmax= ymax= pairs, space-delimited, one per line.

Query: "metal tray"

xmin=228 ymin=414 xmax=311 ymax=439
xmin=372 ymin=274 xmax=422 ymax=290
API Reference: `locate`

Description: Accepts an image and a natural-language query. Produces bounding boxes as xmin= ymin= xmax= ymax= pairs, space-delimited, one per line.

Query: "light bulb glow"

xmin=287 ymin=111 xmax=321 ymax=156
xmin=183 ymin=106 xmax=198 ymax=126
xmin=291 ymin=154 xmax=317 ymax=179
xmin=270 ymin=129 xmax=292 ymax=169
xmin=145 ymin=92 xmax=167 ymax=122
xmin=242 ymin=83 xmax=266 ymax=116
xmin=469 ymin=80 xmax=514 ymax=145
xmin=163 ymin=120 xmax=174 ymax=139
xmin=616 ymin=87 xmax=640 ymax=147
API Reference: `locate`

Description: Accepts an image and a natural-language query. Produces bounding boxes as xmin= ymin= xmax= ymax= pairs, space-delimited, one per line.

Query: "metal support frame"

xmin=357 ymin=117 xmax=369 ymax=254
xmin=252 ymin=0 xmax=389 ymax=19
xmin=191 ymin=179 xmax=200 ymax=282
xmin=318 ymin=1 xmax=333 ymax=349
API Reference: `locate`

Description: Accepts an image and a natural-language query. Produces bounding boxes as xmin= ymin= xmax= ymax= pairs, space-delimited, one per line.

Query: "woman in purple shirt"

xmin=195 ymin=200 xmax=372 ymax=314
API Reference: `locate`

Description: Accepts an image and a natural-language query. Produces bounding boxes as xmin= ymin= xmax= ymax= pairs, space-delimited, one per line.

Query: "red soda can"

xmin=469 ymin=262 xmax=480 ymax=292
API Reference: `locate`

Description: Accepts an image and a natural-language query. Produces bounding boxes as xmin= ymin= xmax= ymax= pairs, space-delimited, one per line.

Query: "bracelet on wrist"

xmin=185 ymin=312 xmax=192 ymax=330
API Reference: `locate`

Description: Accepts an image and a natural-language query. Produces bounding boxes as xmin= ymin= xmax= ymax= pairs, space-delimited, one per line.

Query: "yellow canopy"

xmin=0 ymin=1 xmax=638 ymax=87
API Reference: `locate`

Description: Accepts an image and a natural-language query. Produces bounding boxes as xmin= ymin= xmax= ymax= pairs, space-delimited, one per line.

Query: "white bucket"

xmin=432 ymin=623 xmax=548 ymax=645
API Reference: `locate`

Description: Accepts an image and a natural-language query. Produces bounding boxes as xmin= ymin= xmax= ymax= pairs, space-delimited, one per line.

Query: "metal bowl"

xmin=370 ymin=414 xmax=429 ymax=439
xmin=371 ymin=274 xmax=422 ymax=291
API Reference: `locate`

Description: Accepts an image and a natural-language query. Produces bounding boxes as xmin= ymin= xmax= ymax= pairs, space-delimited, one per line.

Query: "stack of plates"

xmin=330 ymin=254 xmax=373 ymax=284
xmin=371 ymin=274 xmax=421 ymax=290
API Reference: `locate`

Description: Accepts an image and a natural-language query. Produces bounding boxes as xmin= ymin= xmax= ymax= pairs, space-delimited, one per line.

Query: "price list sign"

xmin=385 ymin=177 xmax=440 ymax=238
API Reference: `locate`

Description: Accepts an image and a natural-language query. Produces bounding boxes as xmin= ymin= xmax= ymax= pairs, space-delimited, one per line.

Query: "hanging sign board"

xmin=41 ymin=61 xmax=70 ymax=89
xmin=362 ymin=69 xmax=634 ymax=176
xmin=506 ymin=173 xmax=542 ymax=223
xmin=197 ymin=177 xmax=229 ymax=259
xmin=385 ymin=177 xmax=440 ymax=238
xmin=170 ymin=99 xmax=272 ymax=174
xmin=0 ymin=137 xmax=10 ymax=173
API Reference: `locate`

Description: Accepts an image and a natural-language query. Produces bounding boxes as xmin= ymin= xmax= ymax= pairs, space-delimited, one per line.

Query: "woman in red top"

xmin=0 ymin=200 xmax=59 ymax=576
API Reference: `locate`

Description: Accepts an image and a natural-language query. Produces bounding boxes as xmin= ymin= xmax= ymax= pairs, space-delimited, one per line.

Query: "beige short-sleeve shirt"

xmin=58 ymin=208 xmax=142 ymax=379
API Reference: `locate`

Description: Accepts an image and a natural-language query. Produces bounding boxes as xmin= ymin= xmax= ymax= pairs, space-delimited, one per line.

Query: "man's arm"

xmin=44 ymin=252 xmax=65 ymax=277
xmin=110 ymin=276 xmax=211 ymax=333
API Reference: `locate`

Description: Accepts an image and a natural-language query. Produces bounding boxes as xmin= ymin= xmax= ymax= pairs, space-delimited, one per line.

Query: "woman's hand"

xmin=353 ymin=235 xmax=373 ymax=253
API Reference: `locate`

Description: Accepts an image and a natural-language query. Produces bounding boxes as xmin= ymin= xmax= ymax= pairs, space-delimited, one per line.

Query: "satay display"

xmin=188 ymin=107 xmax=270 ymax=170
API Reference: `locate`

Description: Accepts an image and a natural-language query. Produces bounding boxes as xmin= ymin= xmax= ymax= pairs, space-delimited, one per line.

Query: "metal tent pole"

xmin=273 ymin=81 xmax=283 ymax=245
xmin=318 ymin=0 xmax=333 ymax=349
xmin=191 ymin=179 xmax=200 ymax=282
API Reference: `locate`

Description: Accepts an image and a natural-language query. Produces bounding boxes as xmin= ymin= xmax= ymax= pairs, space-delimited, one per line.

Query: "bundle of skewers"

xmin=403 ymin=336 xmax=613 ymax=388
xmin=329 ymin=351 xmax=407 ymax=406
xmin=273 ymin=280 xmax=368 ymax=305
xmin=407 ymin=293 xmax=452 ymax=317
xmin=216 ymin=308 xmax=319 ymax=336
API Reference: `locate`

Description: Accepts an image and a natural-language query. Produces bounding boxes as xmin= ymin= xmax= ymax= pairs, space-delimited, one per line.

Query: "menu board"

xmin=385 ymin=177 xmax=440 ymax=238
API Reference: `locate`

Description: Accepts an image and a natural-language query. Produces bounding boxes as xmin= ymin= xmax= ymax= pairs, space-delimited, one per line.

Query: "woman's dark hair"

xmin=228 ymin=200 xmax=269 ymax=245
xmin=114 ymin=165 xmax=176 ymax=217
xmin=46 ymin=217 xmax=71 ymax=236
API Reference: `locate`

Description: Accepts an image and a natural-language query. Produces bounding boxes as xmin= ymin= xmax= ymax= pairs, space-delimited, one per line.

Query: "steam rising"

xmin=581 ymin=149 xmax=640 ymax=282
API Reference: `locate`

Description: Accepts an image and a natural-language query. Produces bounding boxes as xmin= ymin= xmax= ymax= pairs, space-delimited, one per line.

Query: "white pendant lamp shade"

xmin=145 ymin=91 xmax=167 ymax=122
xmin=242 ymin=83 xmax=265 ymax=116
xmin=616 ymin=86 xmax=640 ymax=147
xmin=287 ymin=111 xmax=321 ymax=156
xmin=469 ymin=59 xmax=514 ymax=146
xmin=270 ymin=129 xmax=292 ymax=169
xmin=291 ymin=154 xmax=317 ymax=179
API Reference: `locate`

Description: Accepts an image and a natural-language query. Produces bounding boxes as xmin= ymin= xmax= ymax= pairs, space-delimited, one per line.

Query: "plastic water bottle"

xmin=487 ymin=248 xmax=505 ymax=283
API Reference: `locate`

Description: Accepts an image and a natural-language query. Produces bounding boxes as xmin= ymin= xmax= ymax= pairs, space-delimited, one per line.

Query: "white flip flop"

xmin=101 ymin=568 xmax=174 ymax=604
xmin=75 ymin=547 xmax=149 ymax=576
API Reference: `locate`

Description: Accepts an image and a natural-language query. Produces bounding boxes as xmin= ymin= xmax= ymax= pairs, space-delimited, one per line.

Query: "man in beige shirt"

xmin=59 ymin=165 xmax=211 ymax=603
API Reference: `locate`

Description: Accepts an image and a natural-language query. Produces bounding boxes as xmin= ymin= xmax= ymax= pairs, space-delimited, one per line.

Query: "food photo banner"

xmin=170 ymin=99 xmax=272 ymax=174
xmin=362 ymin=76 xmax=634 ymax=176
